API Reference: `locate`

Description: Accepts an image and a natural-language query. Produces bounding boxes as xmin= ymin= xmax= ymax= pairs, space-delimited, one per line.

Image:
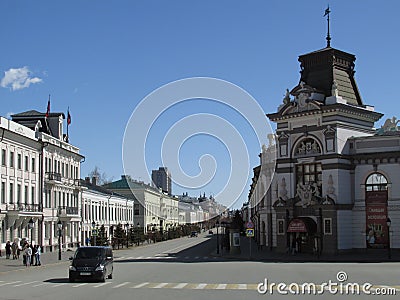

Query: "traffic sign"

xmin=246 ymin=228 xmax=254 ymax=237
xmin=246 ymin=221 xmax=254 ymax=229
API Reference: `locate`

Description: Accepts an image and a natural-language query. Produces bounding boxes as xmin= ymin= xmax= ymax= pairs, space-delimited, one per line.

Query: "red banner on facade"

xmin=287 ymin=219 xmax=307 ymax=233
xmin=366 ymin=191 xmax=388 ymax=248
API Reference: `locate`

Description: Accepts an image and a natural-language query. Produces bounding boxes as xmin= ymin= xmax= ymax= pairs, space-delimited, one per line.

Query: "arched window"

xmin=365 ymin=173 xmax=388 ymax=191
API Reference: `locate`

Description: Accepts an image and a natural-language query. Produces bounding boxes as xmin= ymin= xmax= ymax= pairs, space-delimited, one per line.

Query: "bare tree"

xmin=88 ymin=166 xmax=113 ymax=185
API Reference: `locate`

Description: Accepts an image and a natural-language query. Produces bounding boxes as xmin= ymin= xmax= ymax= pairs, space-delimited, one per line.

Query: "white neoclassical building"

xmin=0 ymin=110 xmax=141 ymax=252
xmin=0 ymin=110 xmax=83 ymax=251
xmin=80 ymin=177 xmax=136 ymax=246
xmin=104 ymin=175 xmax=179 ymax=234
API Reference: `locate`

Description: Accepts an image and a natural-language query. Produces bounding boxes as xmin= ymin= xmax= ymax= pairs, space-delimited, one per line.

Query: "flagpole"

xmin=67 ymin=107 xmax=69 ymax=141
xmin=325 ymin=6 xmax=331 ymax=47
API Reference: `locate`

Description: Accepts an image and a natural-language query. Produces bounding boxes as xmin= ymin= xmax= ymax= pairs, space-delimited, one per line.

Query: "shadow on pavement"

xmin=114 ymin=235 xmax=400 ymax=264
xmin=44 ymin=278 xmax=69 ymax=283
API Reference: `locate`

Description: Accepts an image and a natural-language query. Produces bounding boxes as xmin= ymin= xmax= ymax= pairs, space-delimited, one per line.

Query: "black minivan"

xmin=69 ymin=246 xmax=113 ymax=282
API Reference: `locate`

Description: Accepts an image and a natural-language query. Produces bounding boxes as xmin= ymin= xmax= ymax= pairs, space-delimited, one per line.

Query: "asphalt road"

xmin=0 ymin=232 xmax=399 ymax=300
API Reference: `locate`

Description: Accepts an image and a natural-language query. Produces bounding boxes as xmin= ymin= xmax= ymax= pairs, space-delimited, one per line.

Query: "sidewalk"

xmin=212 ymin=236 xmax=400 ymax=263
xmin=0 ymin=237 xmax=179 ymax=274
xmin=0 ymin=249 xmax=75 ymax=274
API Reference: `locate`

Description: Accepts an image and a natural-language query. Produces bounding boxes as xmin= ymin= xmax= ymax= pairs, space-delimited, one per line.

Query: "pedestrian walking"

xmin=34 ymin=245 xmax=41 ymax=266
xmin=24 ymin=244 xmax=32 ymax=267
xmin=16 ymin=245 xmax=21 ymax=259
xmin=5 ymin=241 xmax=12 ymax=259
xmin=22 ymin=242 xmax=28 ymax=266
xmin=31 ymin=244 xmax=36 ymax=266
xmin=11 ymin=241 xmax=18 ymax=259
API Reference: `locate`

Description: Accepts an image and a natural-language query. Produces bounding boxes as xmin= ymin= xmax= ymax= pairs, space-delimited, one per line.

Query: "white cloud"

xmin=1 ymin=66 xmax=43 ymax=91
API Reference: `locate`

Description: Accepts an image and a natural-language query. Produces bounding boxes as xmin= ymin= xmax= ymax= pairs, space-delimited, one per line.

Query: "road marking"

xmin=153 ymin=283 xmax=169 ymax=289
xmin=194 ymin=283 xmax=207 ymax=289
xmin=237 ymin=284 xmax=247 ymax=290
xmin=204 ymin=284 xmax=218 ymax=290
xmin=216 ymin=284 xmax=227 ymax=289
xmin=32 ymin=282 xmax=49 ymax=287
xmin=0 ymin=281 xmax=21 ymax=286
xmin=146 ymin=256 xmax=153 ymax=259
xmin=72 ymin=282 xmax=88 ymax=288
xmin=131 ymin=282 xmax=149 ymax=288
xmin=113 ymin=282 xmax=130 ymax=288
xmin=51 ymin=283 xmax=67 ymax=288
xmin=93 ymin=282 xmax=112 ymax=288
xmin=136 ymin=256 xmax=143 ymax=259
xmin=184 ymin=256 xmax=189 ymax=259
xmin=173 ymin=283 xmax=188 ymax=289
xmin=14 ymin=281 xmax=38 ymax=287
xmin=195 ymin=256 xmax=200 ymax=259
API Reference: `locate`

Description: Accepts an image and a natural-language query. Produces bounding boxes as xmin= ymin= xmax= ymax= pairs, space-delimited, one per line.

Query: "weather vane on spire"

xmin=324 ymin=5 xmax=331 ymax=47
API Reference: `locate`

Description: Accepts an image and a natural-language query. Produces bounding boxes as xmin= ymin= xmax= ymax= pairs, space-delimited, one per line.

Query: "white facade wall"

xmin=81 ymin=189 xmax=134 ymax=245
xmin=0 ymin=118 xmax=41 ymax=248
xmin=336 ymin=127 xmax=371 ymax=154
xmin=352 ymin=207 xmax=367 ymax=248
xmin=388 ymin=209 xmax=400 ymax=249
xmin=337 ymin=210 xmax=353 ymax=250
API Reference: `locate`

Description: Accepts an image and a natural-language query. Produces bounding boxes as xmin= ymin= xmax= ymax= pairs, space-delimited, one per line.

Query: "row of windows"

xmin=44 ymin=190 xmax=78 ymax=208
xmin=83 ymin=202 xmax=134 ymax=223
xmin=45 ymin=157 xmax=78 ymax=179
xmin=1 ymin=149 xmax=36 ymax=172
xmin=0 ymin=182 xmax=36 ymax=204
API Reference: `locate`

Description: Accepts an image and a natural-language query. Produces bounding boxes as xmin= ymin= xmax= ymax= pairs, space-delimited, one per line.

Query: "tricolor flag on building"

xmin=67 ymin=108 xmax=71 ymax=125
xmin=45 ymin=96 xmax=50 ymax=118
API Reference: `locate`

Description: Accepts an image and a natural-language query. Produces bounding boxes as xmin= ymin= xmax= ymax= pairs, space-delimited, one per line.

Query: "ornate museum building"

xmin=249 ymin=41 xmax=400 ymax=255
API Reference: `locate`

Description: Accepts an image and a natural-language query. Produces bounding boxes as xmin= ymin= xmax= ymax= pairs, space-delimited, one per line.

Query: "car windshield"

xmin=75 ymin=248 xmax=103 ymax=259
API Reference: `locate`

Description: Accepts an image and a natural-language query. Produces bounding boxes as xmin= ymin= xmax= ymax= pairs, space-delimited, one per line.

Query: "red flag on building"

xmin=67 ymin=109 xmax=71 ymax=125
xmin=45 ymin=97 xmax=50 ymax=118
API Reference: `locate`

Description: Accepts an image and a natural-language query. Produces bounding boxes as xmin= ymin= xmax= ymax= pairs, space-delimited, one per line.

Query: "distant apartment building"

xmin=151 ymin=167 xmax=171 ymax=195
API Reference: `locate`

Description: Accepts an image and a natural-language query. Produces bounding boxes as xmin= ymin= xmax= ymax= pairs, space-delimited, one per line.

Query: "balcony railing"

xmin=58 ymin=206 xmax=79 ymax=216
xmin=46 ymin=172 xmax=62 ymax=182
xmin=6 ymin=203 xmax=41 ymax=212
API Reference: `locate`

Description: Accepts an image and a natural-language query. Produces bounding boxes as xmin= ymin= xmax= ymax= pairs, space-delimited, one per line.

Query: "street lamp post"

xmin=136 ymin=222 xmax=140 ymax=246
xmin=387 ymin=218 xmax=392 ymax=259
xmin=125 ymin=223 xmax=129 ymax=248
xmin=28 ymin=218 xmax=35 ymax=244
xmin=57 ymin=220 xmax=62 ymax=260
xmin=91 ymin=221 xmax=96 ymax=246
xmin=216 ymin=220 xmax=220 ymax=255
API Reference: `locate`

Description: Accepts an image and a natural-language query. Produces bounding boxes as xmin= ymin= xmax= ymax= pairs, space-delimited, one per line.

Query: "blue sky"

xmin=1 ymin=1 xmax=399 ymax=208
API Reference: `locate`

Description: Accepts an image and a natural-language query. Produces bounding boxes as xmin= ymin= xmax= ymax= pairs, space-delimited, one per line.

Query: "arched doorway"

xmin=287 ymin=217 xmax=317 ymax=254
xmin=365 ymin=173 xmax=388 ymax=248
